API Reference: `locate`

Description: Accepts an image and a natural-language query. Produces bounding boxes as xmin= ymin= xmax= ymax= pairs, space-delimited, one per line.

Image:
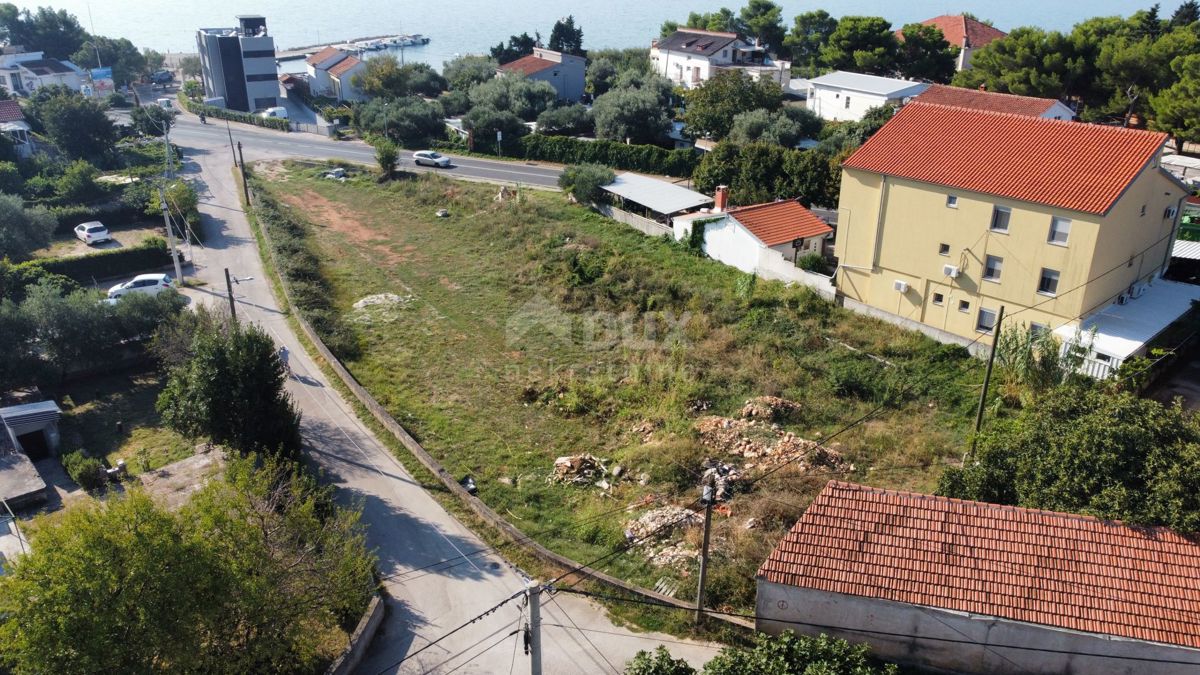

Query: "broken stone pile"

xmin=550 ymin=454 xmax=606 ymax=485
xmin=695 ymin=396 xmax=845 ymax=473
xmin=625 ymin=505 xmax=703 ymax=568
xmin=740 ymin=395 xmax=803 ymax=422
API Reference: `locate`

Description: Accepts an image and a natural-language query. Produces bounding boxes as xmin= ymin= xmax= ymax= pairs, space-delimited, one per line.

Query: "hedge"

xmin=24 ymin=237 xmax=178 ymax=284
xmin=50 ymin=202 xmax=146 ymax=236
xmin=518 ymin=135 xmax=698 ymax=177
xmin=176 ymin=93 xmax=290 ymax=132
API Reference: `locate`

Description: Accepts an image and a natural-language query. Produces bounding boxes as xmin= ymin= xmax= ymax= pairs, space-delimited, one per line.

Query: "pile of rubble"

xmin=695 ymin=397 xmax=845 ymax=473
xmin=699 ymin=458 xmax=741 ymax=502
xmin=740 ymin=396 xmax=803 ymax=422
xmin=625 ymin=505 xmax=703 ymax=568
xmin=550 ymin=454 xmax=607 ymax=486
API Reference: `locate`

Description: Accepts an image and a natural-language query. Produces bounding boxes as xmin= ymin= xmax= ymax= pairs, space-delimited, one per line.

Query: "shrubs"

xmin=50 ymin=202 xmax=145 ymax=236
xmin=797 ymin=252 xmax=829 ymax=274
xmin=61 ymin=451 xmax=107 ymax=492
xmin=29 ymin=236 xmax=175 ymax=283
xmin=520 ymin=135 xmax=698 ymax=176
xmin=175 ymin=93 xmax=289 ymax=132
xmin=558 ymin=163 xmax=615 ymax=204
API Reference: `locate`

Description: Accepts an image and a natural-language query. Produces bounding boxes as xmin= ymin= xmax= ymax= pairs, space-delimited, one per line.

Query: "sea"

xmin=15 ymin=0 xmax=1161 ymax=72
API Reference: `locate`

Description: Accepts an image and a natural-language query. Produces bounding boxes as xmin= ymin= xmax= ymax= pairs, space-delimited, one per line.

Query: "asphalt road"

xmin=172 ymin=118 xmax=718 ymax=673
xmin=166 ymin=115 xmax=564 ymax=189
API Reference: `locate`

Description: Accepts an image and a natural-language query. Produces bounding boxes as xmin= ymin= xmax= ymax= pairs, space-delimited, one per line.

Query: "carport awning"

xmin=0 ymin=400 xmax=61 ymax=429
xmin=1055 ymin=280 xmax=1200 ymax=361
xmin=601 ymin=173 xmax=712 ymax=216
xmin=1174 ymin=239 xmax=1200 ymax=260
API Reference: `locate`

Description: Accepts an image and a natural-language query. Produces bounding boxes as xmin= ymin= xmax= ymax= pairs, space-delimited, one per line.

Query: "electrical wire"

xmin=420 ymin=619 xmax=521 ymax=675
xmin=547 ymin=593 xmax=620 ymax=675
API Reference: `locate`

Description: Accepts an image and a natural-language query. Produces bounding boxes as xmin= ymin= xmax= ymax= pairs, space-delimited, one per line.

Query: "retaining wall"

xmin=325 ymin=593 xmax=385 ymax=675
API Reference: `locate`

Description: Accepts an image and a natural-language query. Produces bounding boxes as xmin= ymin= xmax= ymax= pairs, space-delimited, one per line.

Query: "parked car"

xmin=149 ymin=69 xmax=174 ymax=85
xmin=74 ymin=221 xmax=112 ymax=245
xmin=256 ymin=106 xmax=289 ymax=120
xmin=156 ymin=97 xmax=174 ymax=110
xmin=412 ymin=150 xmax=450 ymax=168
xmin=107 ymin=273 xmax=174 ymax=299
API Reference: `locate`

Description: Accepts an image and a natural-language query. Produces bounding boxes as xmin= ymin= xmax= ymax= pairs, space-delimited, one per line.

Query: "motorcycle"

xmin=198 ymin=113 xmax=207 ymax=124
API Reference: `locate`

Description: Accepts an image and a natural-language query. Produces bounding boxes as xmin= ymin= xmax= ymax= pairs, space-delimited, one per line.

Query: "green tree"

xmin=0 ymin=5 xmax=87 ymax=60
xmin=130 ymin=101 xmax=175 ymax=136
xmin=157 ymin=316 xmax=302 ymax=459
xmin=1152 ymin=53 xmax=1200 ymax=149
xmin=443 ymin=54 xmax=499 ymax=91
xmin=558 ymin=163 xmax=614 ymax=203
xmin=374 ymin=138 xmax=398 ymax=178
xmin=54 ymin=159 xmax=101 ymax=203
xmin=685 ymin=8 xmax=742 ymax=35
xmin=490 ymin=32 xmax=537 ymax=64
xmin=0 ymin=193 xmax=53 ymax=260
xmin=1172 ymin=0 xmax=1200 ymax=27
xmin=0 ymin=160 xmax=22 ymax=194
xmin=142 ymin=48 xmax=165 ymax=73
xmin=179 ymin=54 xmax=202 ymax=79
xmin=437 ymin=89 xmax=471 ymax=116
xmin=549 ymin=15 xmax=585 ymax=56
xmin=1136 ymin=3 xmax=1166 ymax=39
xmin=613 ymin=69 xmax=675 ymax=106
xmin=739 ymin=0 xmax=785 ymax=49
xmin=1094 ymin=24 xmax=1198 ymax=125
xmin=462 ymin=104 xmax=528 ymax=151
xmin=353 ymin=54 xmax=407 ymax=98
xmin=592 ymin=87 xmax=671 ymax=143
xmin=21 ymin=281 xmax=117 ymax=373
xmin=896 ymin=23 xmax=959 ymax=83
xmin=785 ymin=10 xmax=838 ymax=76
xmin=626 ymin=646 xmax=696 ymax=675
xmin=26 ymin=88 xmax=116 ymax=160
xmin=939 ymin=385 xmax=1200 ymax=533
xmin=951 ymin=27 xmax=1089 ymax=99
xmin=70 ymin=36 xmax=145 ymax=85
xmin=820 ymin=16 xmax=899 ymax=75
xmin=682 ymin=69 xmax=783 ymax=139
xmin=586 ymin=57 xmax=618 ymax=96
xmin=660 ymin=20 xmax=681 ymax=38
xmin=536 ymin=103 xmax=593 ymax=135
xmin=356 ymin=97 xmax=445 ymax=146
xmin=702 ymin=631 xmax=898 ymax=675
xmin=728 ymin=107 xmax=821 ymax=147
xmin=469 ymin=74 xmax=557 ymax=120
xmin=402 ymin=62 xmax=448 ymax=96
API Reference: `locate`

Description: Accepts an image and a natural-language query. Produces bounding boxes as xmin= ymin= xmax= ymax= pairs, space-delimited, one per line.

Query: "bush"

xmin=106 ymin=92 xmax=129 ymax=108
xmin=61 ymin=451 xmax=107 ymax=492
xmin=536 ymin=104 xmax=593 ymax=136
xmin=26 ymin=236 xmax=176 ymax=283
xmin=49 ymin=202 xmax=145 ymax=236
xmin=559 ymin=163 xmax=614 ymax=203
xmin=797 ymin=253 xmax=829 ymax=274
xmin=175 ymin=93 xmax=289 ymax=132
xmin=519 ymin=135 xmax=698 ymax=176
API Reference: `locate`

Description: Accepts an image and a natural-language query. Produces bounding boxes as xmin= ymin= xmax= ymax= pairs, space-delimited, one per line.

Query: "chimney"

xmin=714 ymin=185 xmax=728 ymax=212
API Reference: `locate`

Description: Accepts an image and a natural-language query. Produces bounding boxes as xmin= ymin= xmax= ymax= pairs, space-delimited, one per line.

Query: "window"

xmin=245 ymin=73 xmax=276 ymax=82
xmin=1038 ymin=268 xmax=1060 ymax=295
xmin=932 ymin=292 xmax=945 ymax=305
xmin=1095 ymin=353 xmax=1112 ymax=363
xmin=1048 ymin=216 xmax=1071 ymax=245
xmin=844 ymin=96 xmax=851 ymax=109
xmin=977 ymin=307 xmax=998 ymax=333
xmin=990 ymin=207 xmax=1011 ymax=233
xmin=241 ymin=49 xmax=275 ymax=58
xmin=983 ymin=255 xmax=1003 ymax=282
xmin=938 ymin=243 xmax=950 ymax=256
xmin=946 ymin=195 xmax=958 ymax=208
xmin=1030 ymin=322 xmax=1048 ymax=337
xmin=958 ymin=300 xmax=970 ymax=312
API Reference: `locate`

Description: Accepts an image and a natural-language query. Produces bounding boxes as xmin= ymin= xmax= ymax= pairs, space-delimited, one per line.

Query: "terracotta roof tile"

xmin=727 ymin=200 xmax=832 ymax=246
xmin=842 ymin=102 xmax=1167 ymax=215
xmin=918 ymin=84 xmax=1067 ymax=118
xmin=0 ymin=99 xmax=24 ymax=123
xmin=759 ymin=481 xmax=1200 ymax=649
xmin=498 ymin=54 xmax=557 ymax=76
xmin=328 ymin=55 xmax=361 ymax=78
xmin=911 ymin=14 xmax=1007 ymax=49
xmin=306 ymin=46 xmax=345 ymax=67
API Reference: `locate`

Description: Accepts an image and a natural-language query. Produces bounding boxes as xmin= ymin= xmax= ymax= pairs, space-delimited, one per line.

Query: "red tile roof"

xmin=728 ymin=200 xmax=832 ymax=246
xmin=842 ymin=102 xmax=1168 ymax=215
xmin=759 ymin=481 xmax=1200 ymax=649
xmin=328 ymin=55 xmax=362 ymax=78
xmin=918 ymin=84 xmax=1067 ymax=118
xmin=0 ymin=99 xmax=24 ymax=123
xmin=498 ymin=54 xmax=557 ymax=76
xmin=913 ymin=14 xmax=1007 ymax=49
xmin=306 ymin=46 xmax=345 ymax=67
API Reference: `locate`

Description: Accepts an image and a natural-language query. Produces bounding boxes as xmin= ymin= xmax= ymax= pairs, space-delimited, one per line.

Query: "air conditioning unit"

xmin=1116 ymin=293 xmax=1130 ymax=305
xmin=893 ymin=279 xmax=909 ymax=293
xmin=942 ymin=264 xmax=960 ymax=279
xmin=1165 ymin=205 xmax=1179 ymax=219
xmin=1131 ymin=282 xmax=1150 ymax=299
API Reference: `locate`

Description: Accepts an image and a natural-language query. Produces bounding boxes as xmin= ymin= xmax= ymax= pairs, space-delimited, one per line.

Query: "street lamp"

xmin=224 ymin=268 xmax=254 ymax=321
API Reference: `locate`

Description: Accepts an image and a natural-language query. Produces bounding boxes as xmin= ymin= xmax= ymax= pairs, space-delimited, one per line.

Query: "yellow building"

xmin=834 ymin=102 xmax=1191 ymax=368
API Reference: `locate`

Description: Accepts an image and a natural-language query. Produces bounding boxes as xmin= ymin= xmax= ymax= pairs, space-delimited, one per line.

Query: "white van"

xmin=156 ymin=98 xmax=174 ymax=110
xmin=257 ymin=106 xmax=289 ymax=120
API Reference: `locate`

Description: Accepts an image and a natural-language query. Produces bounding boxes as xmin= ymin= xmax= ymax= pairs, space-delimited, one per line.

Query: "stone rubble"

xmin=740 ymin=395 xmax=803 ymax=422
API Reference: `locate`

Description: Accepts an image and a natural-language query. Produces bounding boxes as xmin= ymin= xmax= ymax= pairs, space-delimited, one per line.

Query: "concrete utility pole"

xmin=237 ymin=141 xmax=250 ymax=205
xmin=225 ymin=268 xmax=237 ymax=321
xmin=695 ymin=475 xmax=716 ymax=626
xmin=162 ymin=122 xmax=185 ymax=283
xmin=969 ymin=305 xmax=1006 ymax=458
xmin=526 ymin=580 xmax=542 ymax=675
xmin=227 ymin=119 xmax=237 ymax=167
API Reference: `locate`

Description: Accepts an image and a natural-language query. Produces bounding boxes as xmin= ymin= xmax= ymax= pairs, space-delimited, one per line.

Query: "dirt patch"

xmin=138 ymin=448 xmax=224 ymax=510
xmin=253 ymin=161 xmax=289 ymax=182
xmin=278 ymin=190 xmax=405 ymax=265
xmin=438 ymin=276 xmax=462 ymax=291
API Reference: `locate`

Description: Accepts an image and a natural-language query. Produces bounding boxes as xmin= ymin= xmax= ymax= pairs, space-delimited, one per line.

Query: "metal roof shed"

xmin=600 ymin=173 xmax=712 ymax=217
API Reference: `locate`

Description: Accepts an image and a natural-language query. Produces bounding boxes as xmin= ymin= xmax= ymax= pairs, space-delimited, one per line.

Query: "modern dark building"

xmin=196 ymin=15 xmax=277 ymax=113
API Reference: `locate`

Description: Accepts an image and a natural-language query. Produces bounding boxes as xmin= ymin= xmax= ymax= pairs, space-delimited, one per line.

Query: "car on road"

xmin=156 ymin=97 xmax=175 ymax=110
xmin=74 ymin=221 xmax=112 ymax=245
xmin=107 ymin=273 xmax=174 ymax=299
xmin=256 ymin=106 xmax=289 ymax=120
xmin=149 ymin=70 xmax=174 ymax=85
xmin=412 ymin=150 xmax=450 ymax=168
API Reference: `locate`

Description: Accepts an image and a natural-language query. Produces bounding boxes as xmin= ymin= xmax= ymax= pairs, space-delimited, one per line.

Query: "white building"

xmin=650 ymin=29 xmax=790 ymax=90
xmin=758 ymin=481 xmax=1200 ymax=675
xmin=327 ymin=55 xmax=367 ymax=103
xmin=304 ymin=47 xmax=365 ymax=102
xmin=0 ymin=47 xmax=83 ymax=96
xmin=196 ymin=15 xmax=278 ymax=112
xmin=497 ymin=47 xmax=587 ymax=103
xmin=805 ymin=71 xmax=929 ymax=122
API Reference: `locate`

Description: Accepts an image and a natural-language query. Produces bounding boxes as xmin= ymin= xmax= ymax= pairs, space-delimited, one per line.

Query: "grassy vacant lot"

xmin=259 ymin=164 xmax=984 ymax=611
xmin=34 ymin=221 xmax=164 ymax=259
xmin=55 ymin=369 xmax=194 ymax=474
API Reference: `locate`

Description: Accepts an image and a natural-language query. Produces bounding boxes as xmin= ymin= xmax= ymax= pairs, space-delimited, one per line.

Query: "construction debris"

xmin=626 ymin=505 xmax=701 ymax=542
xmin=700 ymin=458 xmax=742 ymax=502
xmin=694 ymin=415 xmax=845 ymax=473
xmin=550 ymin=454 xmax=606 ymax=486
xmin=649 ymin=543 xmax=698 ymax=568
xmin=740 ymin=396 xmax=802 ymax=422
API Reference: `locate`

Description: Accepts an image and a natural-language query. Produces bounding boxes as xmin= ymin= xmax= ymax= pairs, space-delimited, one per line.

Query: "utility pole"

xmin=237 ymin=141 xmax=250 ymax=205
xmin=224 ymin=268 xmax=237 ymax=321
xmin=525 ymin=580 xmax=542 ymax=675
xmin=695 ymin=475 xmax=716 ymax=626
xmin=226 ymin=119 xmax=237 ymax=167
xmin=969 ymin=305 xmax=1006 ymax=457
xmin=162 ymin=122 xmax=185 ymax=283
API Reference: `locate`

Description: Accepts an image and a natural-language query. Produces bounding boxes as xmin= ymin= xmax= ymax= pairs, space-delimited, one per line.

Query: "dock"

xmin=276 ymin=34 xmax=430 ymax=62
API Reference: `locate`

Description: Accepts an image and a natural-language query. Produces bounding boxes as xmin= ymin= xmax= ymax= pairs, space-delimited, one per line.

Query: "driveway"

xmin=173 ymin=116 xmax=718 ymax=673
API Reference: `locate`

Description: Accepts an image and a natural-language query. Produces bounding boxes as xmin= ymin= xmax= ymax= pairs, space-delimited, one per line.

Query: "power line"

xmin=547 ymin=594 xmax=620 ymax=675
xmin=420 ymin=619 xmax=522 ymax=675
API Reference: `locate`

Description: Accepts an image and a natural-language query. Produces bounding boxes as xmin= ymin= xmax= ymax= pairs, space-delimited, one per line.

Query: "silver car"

xmin=107 ymin=273 xmax=174 ymax=299
xmin=412 ymin=150 xmax=450 ymax=168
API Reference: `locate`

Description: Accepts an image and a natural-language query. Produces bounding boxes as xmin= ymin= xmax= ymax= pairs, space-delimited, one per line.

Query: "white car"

xmin=412 ymin=150 xmax=450 ymax=168
xmin=257 ymin=106 xmax=289 ymax=119
xmin=107 ymin=273 xmax=174 ymax=299
xmin=156 ymin=97 xmax=174 ymax=110
xmin=74 ymin=221 xmax=112 ymax=245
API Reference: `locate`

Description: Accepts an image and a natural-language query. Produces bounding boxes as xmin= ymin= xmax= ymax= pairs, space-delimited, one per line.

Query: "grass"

xmin=34 ymin=221 xmax=164 ymax=259
xmin=54 ymin=369 xmax=195 ymax=475
xmin=253 ymin=164 xmax=985 ymax=614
